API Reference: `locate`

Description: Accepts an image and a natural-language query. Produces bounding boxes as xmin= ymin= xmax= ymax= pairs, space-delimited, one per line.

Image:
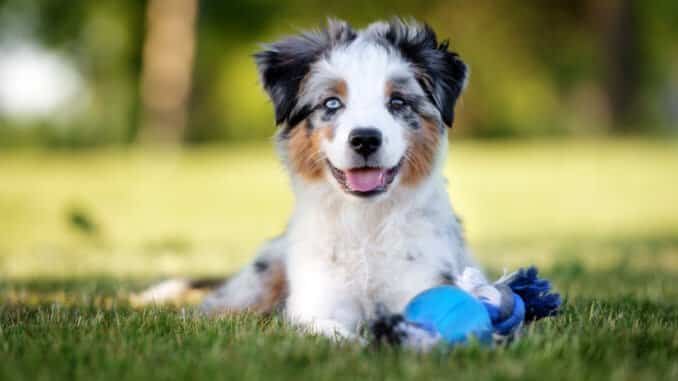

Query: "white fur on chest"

xmin=284 ymin=177 xmax=474 ymax=335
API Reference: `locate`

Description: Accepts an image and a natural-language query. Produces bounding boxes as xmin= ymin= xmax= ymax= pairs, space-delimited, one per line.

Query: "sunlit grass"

xmin=1 ymin=139 xmax=677 ymax=381
xmin=1 ymin=138 xmax=677 ymax=278
xmin=1 ymin=265 xmax=677 ymax=381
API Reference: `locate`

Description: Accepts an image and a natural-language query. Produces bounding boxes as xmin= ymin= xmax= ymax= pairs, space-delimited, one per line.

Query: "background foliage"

xmin=1 ymin=0 xmax=677 ymax=147
xmin=1 ymin=3 xmax=677 ymax=380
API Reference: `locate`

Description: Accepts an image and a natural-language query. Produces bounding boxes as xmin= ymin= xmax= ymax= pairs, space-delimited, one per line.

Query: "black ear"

xmin=255 ymin=19 xmax=356 ymax=127
xmin=384 ymin=19 xmax=467 ymax=127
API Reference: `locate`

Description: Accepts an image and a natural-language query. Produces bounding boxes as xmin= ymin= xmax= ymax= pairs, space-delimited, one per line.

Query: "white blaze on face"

xmin=316 ymin=41 xmax=413 ymax=171
xmin=262 ymin=19 xmax=467 ymax=198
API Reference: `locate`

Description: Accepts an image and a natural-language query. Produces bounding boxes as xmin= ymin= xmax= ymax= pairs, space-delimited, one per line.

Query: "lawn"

xmin=1 ymin=139 xmax=677 ymax=380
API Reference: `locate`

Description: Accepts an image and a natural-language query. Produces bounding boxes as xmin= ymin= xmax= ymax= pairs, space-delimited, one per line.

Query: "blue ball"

xmin=403 ymin=286 xmax=493 ymax=345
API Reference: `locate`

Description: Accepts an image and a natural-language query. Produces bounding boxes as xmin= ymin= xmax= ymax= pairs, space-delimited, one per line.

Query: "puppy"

xmin=150 ymin=18 xmax=482 ymax=340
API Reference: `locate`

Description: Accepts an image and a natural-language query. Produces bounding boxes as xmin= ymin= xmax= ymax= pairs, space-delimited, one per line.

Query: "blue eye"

xmin=323 ymin=97 xmax=343 ymax=110
xmin=389 ymin=96 xmax=406 ymax=110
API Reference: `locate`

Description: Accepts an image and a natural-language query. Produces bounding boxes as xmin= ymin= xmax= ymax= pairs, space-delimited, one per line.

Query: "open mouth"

xmin=327 ymin=160 xmax=402 ymax=197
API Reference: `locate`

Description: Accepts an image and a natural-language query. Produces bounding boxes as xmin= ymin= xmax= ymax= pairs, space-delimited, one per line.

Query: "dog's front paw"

xmin=369 ymin=313 xmax=409 ymax=346
xmin=369 ymin=313 xmax=442 ymax=351
xmin=297 ymin=318 xmax=357 ymax=342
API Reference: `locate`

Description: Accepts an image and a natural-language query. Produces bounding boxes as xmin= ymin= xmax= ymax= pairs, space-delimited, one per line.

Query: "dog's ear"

xmin=255 ymin=19 xmax=356 ymax=127
xmin=384 ymin=19 xmax=468 ymax=127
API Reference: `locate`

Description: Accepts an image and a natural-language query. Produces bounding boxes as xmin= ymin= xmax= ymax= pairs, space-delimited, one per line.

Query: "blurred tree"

xmin=187 ymin=0 xmax=283 ymax=143
xmin=0 ymin=0 xmax=677 ymax=147
xmin=591 ymin=0 xmax=642 ymax=132
xmin=139 ymin=0 xmax=198 ymax=145
xmin=0 ymin=0 xmax=145 ymax=147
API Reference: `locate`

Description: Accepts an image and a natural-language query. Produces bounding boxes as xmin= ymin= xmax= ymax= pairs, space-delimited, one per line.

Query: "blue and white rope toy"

xmin=370 ymin=266 xmax=561 ymax=351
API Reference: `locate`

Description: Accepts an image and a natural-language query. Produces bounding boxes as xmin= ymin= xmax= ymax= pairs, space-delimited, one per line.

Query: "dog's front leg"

xmin=286 ymin=294 xmax=363 ymax=341
xmin=295 ymin=318 xmax=356 ymax=340
xmin=285 ymin=269 xmax=363 ymax=341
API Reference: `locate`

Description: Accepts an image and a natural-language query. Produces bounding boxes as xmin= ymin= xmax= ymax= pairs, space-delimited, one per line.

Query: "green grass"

xmin=1 ymin=139 xmax=678 ymax=380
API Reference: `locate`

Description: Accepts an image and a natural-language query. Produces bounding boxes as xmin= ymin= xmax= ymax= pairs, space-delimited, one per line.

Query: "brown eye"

xmin=389 ymin=96 xmax=406 ymax=110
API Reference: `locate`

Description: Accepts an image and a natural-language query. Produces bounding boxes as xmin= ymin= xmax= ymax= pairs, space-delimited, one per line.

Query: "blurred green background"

xmin=1 ymin=0 xmax=677 ymax=147
xmin=2 ymin=4 xmax=678 ymax=379
xmin=0 ymin=0 xmax=677 ymax=281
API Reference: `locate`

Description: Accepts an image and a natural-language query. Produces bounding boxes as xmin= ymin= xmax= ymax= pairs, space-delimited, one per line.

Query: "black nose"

xmin=349 ymin=128 xmax=382 ymax=157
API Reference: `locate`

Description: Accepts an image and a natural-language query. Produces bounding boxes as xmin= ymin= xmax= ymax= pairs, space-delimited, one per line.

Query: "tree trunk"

xmin=591 ymin=0 xmax=641 ymax=132
xmin=139 ymin=0 xmax=198 ymax=144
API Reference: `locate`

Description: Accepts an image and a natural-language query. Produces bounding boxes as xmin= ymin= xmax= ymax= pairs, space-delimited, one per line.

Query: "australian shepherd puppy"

xmin=142 ymin=18 xmax=483 ymax=340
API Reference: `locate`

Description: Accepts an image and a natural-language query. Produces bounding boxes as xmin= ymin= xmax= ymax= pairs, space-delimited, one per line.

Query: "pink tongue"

xmin=345 ymin=168 xmax=386 ymax=192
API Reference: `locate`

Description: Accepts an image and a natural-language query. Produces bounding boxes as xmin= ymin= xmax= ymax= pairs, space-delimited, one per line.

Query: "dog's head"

xmin=256 ymin=19 xmax=467 ymax=200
